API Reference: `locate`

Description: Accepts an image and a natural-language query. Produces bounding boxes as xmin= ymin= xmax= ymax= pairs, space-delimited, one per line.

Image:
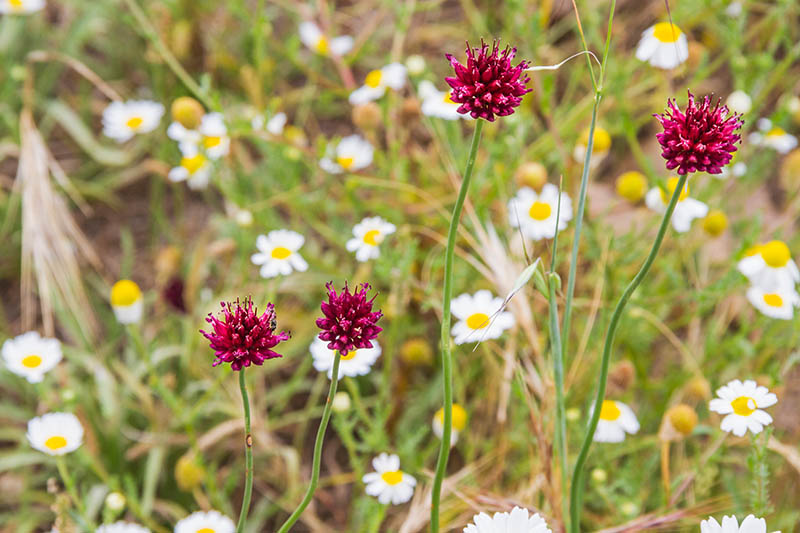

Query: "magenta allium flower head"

xmin=445 ymin=40 xmax=532 ymax=122
xmin=200 ymin=297 xmax=290 ymax=370
xmin=655 ymin=91 xmax=744 ymax=175
xmin=316 ymin=282 xmax=383 ymax=353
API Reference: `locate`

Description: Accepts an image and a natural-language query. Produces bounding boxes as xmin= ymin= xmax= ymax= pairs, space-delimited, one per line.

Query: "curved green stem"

xmin=277 ymin=351 xmax=342 ymax=533
xmin=568 ymin=173 xmax=688 ymax=533
xmin=57 ymin=456 xmax=90 ymax=526
xmin=431 ymin=119 xmax=484 ymax=533
xmin=236 ymin=369 xmax=254 ymax=533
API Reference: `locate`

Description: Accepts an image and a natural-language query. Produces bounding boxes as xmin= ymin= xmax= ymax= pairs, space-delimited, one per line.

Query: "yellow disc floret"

xmin=702 ymin=209 xmax=728 ymax=237
xmin=660 ymin=177 xmax=689 ymax=204
xmin=760 ymin=240 xmax=791 ymax=268
xmin=616 ymin=171 xmax=647 ymax=202
xmin=652 ymin=22 xmax=682 ymax=43
xmin=599 ymin=400 xmax=621 ymax=421
xmin=110 ymin=280 xmax=142 ymax=307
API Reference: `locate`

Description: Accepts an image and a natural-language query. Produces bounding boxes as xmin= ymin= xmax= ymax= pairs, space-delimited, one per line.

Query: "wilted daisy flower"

xmin=310 ymin=337 xmax=381 ymax=380
xmin=418 ymin=81 xmax=465 ymax=120
xmin=463 ymin=506 xmax=552 ymax=533
xmin=27 ymin=412 xmax=84 ymax=456
xmin=727 ymin=90 xmax=752 ymax=115
xmin=2 ymin=331 xmax=62 ymax=383
xmin=349 ymin=63 xmax=407 ymax=105
xmin=252 ymin=111 xmax=287 ymax=136
xmin=110 ymin=279 xmax=144 ymax=324
xmin=432 ymin=403 xmax=467 ymax=446
xmin=299 ymin=21 xmax=353 ymax=57
xmin=102 ymin=100 xmax=164 ymax=143
xmin=749 ymin=118 xmax=798 ymax=154
xmin=250 ymin=229 xmax=309 ymax=278
xmin=200 ymin=297 xmax=290 ymax=371
xmin=174 ymin=510 xmax=235 ymax=533
xmin=737 ymin=240 xmax=800 ymax=290
xmin=362 ymin=453 xmax=416 ymax=505
xmin=645 ymin=177 xmax=708 ymax=232
xmin=635 ymin=22 xmax=689 ymax=69
xmin=316 ymin=282 xmax=383 ymax=353
xmin=96 ymin=522 xmax=151 ymax=533
xmin=709 ymin=379 xmax=777 ymax=436
xmin=593 ymin=400 xmax=640 ymax=443
xmin=701 ymin=515 xmax=766 ymax=533
xmin=573 ymin=126 xmax=611 ymax=166
xmin=168 ymin=146 xmax=211 ymax=190
xmin=1 ymin=0 xmax=45 ymax=13
xmin=508 ymin=184 xmax=573 ymax=241
xmin=450 ymin=290 xmax=515 ymax=345
xmin=746 ymin=284 xmax=800 ymax=320
xmin=319 ymin=134 xmax=374 ymax=174
xmin=346 ymin=216 xmax=396 ymax=262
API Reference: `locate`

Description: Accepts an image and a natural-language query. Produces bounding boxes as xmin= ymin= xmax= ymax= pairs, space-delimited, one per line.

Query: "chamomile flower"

xmin=26 ymin=412 xmax=83 ymax=456
xmin=250 ymin=230 xmax=309 ymax=278
xmin=196 ymin=113 xmax=230 ymax=159
xmin=432 ymin=403 xmax=467 ymax=446
xmin=573 ymin=126 xmax=611 ymax=166
xmin=96 ymin=522 xmax=151 ymax=533
xmin=174 ymin=510 xmax=235 ymax=533
xmin=737 ymin=240 xmax=800 ymax=290
xmin=310 ymin=337 xmax=382 ymax=380
xmin=418 ymin=81 xmax=465 ymax=121
xmin=450 ymin=290 xmax=515 ymax=345
xmin=252 ymin=112 xmax=287 ymax=136
xmin=168 ymin=146 xmax=212 ymax=190
xmin=645 ymin=177 xmax=708 ymax=233
xmin=746 ymin=284 xmax=800 ymax=320
xmin=298 ymin=21 xmax=353 ymax=57
xmin=2 ymin=331 xmax=62 ymax=383
xmin=362 ymin=453 xmax=416 ymax=505
xmin=110 ymin=279 xmax=144 ymax=325
xmin=102 ymin=100 xmax=164 ymax=143
xmin=1 ymin=0 xmax=44 ymax=13
xmin=749 ymin=118 xmax=798 ymax=154
xmin=635 ymin=22 xmax=689 ymax=69
xmin=346 ymin=216 xmax=396 ymax=262
xmin=319 ymin=134 xmax=374 ymax=174
xmin=348 ymin=63 xmax=407 ymax=105
xmin=709 ymin=379 xmax=777 ymax=437
xmin=701 ymin=515 xmax=766 ymax=533
xmin=463 ymin=506 xmax=552 ymax=533
xmin=593 ymin=400 xmax=640 ymax=443
xmin=508 ymin=184 xmax=573 ymax=241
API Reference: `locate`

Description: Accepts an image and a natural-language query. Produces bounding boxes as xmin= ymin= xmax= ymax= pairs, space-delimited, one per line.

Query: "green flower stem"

xmin=56 ymin=456 xmax=90 ymax=526
xmin=431 ymin=119 xmax=484 ymax=533
xmin=236 ymin=369 xmax=254 ymax=533
xmin=568 ymin=172 xmax=688 ymax=533
xmin=277 ymin=350 xmax=342 ymax=533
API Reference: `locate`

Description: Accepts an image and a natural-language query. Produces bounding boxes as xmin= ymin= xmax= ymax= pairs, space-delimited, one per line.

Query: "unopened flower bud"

xmin=175 ymin=455 xmax=205 ymax=491
xmin=105 ymin=491 xmax=126 ymax=512
xmin=400 ymin=338 xmax=433 ymax=366
xmin=667 ymin=404 xmax=698 ymax=436
xmin=352 ymin=103 xmax=382 ymax=131
xmin=171 ymin=97 xmax=204 ymax=130
xmin=515 ymin=162 xmax=548 ymax=192
xmin=405 ymin=55 xmax=426 ymax=75
xmin=332 ymin=391 xmax=351 ymax=413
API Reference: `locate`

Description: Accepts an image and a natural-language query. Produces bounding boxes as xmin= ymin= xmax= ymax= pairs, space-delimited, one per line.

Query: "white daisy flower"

xmin=348 ymin=63 xmax=407 ymax=105
xmin=167 ymin=121 xmax=202 ymax=149
xmin=310 ymin=337 xmax=381 ymax=380
xmin=418 ymin=81 xmax=465 ymax=121
xmin=174 ymin=510 xmax=235 ymax=533
xmin=701 ymin=515 xmax=766 ymax=533
xmin=737 ymin=240 xmax=800 ymax=291
xmin=196 ymin=112 xmax=230 ymax=159
xmin=168 ymin=145 xmax=212 ymax=190
xmin=635 ymin=22 xmax=689 ymax=69
xmin=110 ymin=279 xmax=144 ymax=325
xmin=727 ymin=90 xmax=752 ymax=115
xmin=593 ymin=400 xmax=640 ymax=443
xmin=573 ymin=126 xmax=611 ymax=167
xmin=346 ymin=216 xmax=397 ymax=262
xmin=749 ymin=118 xmax=798 ymax=154
xmin=362 ymin=453 xmax=416 ymax=505
xmin=746 ymin=284 xmax=800 ymax=320
xmin=432 ymin=403 xmax=467 ymax=447
xmin=27 ymin=412 xmax=84 ymax=456
xmin=508 ymin=184 xmax=573 ymax=241
xmin=298 ymin=21 xmax=353 ymax=57
xmin=463 ymin=506 xmax=552 ymax=533
xmin=450 ymin=290 xmax=515 ymax=345
xmin=319 ymin=134 xmax=374 ymax=174
xmin=1 ymin=0 xmax=45 ymax=14
xmin=252 ymin=112 xmax=287 ymax=136
xmin=645 ymin=177 xmax=708 ymax=233
xmin=96 ymin=522 xmax=151 ymax=533
xmin=2 ymin=331 xmax=62 ymax=383
xmin=250 ymin=229 xmax=309 ymax=278
xmin=709 ymin=379 xmax=778 ymax=437
xmin=102 ymin=100 xmax=164 ymax=143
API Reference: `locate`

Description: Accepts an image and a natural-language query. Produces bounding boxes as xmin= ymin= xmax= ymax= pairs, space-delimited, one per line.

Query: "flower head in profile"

xmin=749 ymin=118 xmax=798 ymax=154
xmin=737 ymin=240 xmax=800 ymax=290
xmin=310 ymin=337 xmax=382 ymax=380
xmin=593 ymin=400 xmax=640 ymax=443
xmin=316 ymin=282 xmax=383 ymax=354
xmin=709 ymin=379 xmax=777 ymax=436
xmin=655 ymin=92 xmax=744 ymax=175
xmin=1 ymin=0 xmax=45 ymax=14
xmin=110 ymin=279 xmax=144 ymax=324
xmin=102 ymin=100 xmax=164 ymax=143
xmin=573 ymin=126 xmax=611 ymax=167
xmin=463 ymin=506 xmax=552 ymax=533
xmin=645 ymin=177 xmax=708 ymax=233
xmin=2 ymin=331 xmax=62 ymax=383
xmin=27 ymin=412 xmax=84 ymax=456
xmin=362 ymin=453 xmax=416 ymax=505
xmin=175 ymin=510 xmax=235 ymax=533
xmin=299 ymin=21 xmax=353 ymax=57
xmin=349 ymin=63 xmax=408 ymax=105
xmin=95 ymin=522 xmax=151 ymax=533
xmin=635 ymin=22 xmax=689 ymax=70
xmin=432 ymin=403 xmax=468 ymax=446
xmin=418 ymin=81 xmax=468 ymax=121
xmin=168 ymin=145 xmax=211 ymax=190
xmin=445 ymin=40 xmax=531 ymax=122
xmin=200 ymin=297 xmax=290 ymax=371
xmin=701 ymin=515 xmax=766 ymax=533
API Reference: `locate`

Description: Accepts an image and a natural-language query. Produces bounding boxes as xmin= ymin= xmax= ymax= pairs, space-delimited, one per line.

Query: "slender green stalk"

xmin=277 ymin=351 xmax=342 ymax=533
xmin=568 ymin=173 xmax=688 ymax=533
xmin=430 ymin=119 xmax=484 ymax=533
xmin=56 ymin=456 xmax=90 ymax=526
xmin=236 ymin=369 xmax=254 ymax=533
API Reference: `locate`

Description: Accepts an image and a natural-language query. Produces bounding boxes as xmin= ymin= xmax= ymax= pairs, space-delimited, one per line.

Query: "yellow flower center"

xmin=45 ymin=436 xmax=68 ymax=451
xmin=197 ymin=529 xmax=215 ymax=533
xmin=599 ymin=400 xmax=621 ymax=421
xmin=125 ymin=116 xmax=144 ymax=130
xmin=22 ymin=355 xmax=42 ymax=368
xmin=760 ymin=240 xmax=790 ymax=268
xmin=340 ymin=350 xmax=357 ymax=361
xmin=652 ymin=22 xmax=682 ymax=43
xmin=660 ymin=177 xmax=689 ymax=204
xmin=110 ymin=280 xmax=142 ymax=307
xmin=181 ymin=153 xmax=207 ymax=175
xmin=466 ymin=312 xmax=489 ymax=330
xmin=744 ymin=245 xmax=762 ymax=257
xmin=271 ymin=246 xmax=292 ymax=259
xmin=365 ymin=69 xmax=383 ymax=89
xmin=731 ymin=396 xmax=756 ymax=416
xmin=443 ymin=92 xmax=455 ymax=104
xmin=337 ymin=156 xmax=354 ymax=169
xmin=363 ymin=229 xmax=381 ymax=246
xmin=9 ymin=0 xmax=24 ymax=7
xmin=616 ymin=171 xmax=647 ymax=202
xmin=381 ymin=470 xmax=403 ymax=485
xmin=528 ymin=201 xmax=552 ymax=221
xmin=203 ymin=136 xmax=222 ymax=149
xmin=763 ymin=293 xmax=783 ymax=308
xmin=435 ymin=403 xmax=468 ymax=431
xmin=580 ymin=127 xmax=611 ymax=153
xmin=766 ymin=127 xmax=786 ymax=138
xmin=315 ymin=36 xmax=329 ymax=55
